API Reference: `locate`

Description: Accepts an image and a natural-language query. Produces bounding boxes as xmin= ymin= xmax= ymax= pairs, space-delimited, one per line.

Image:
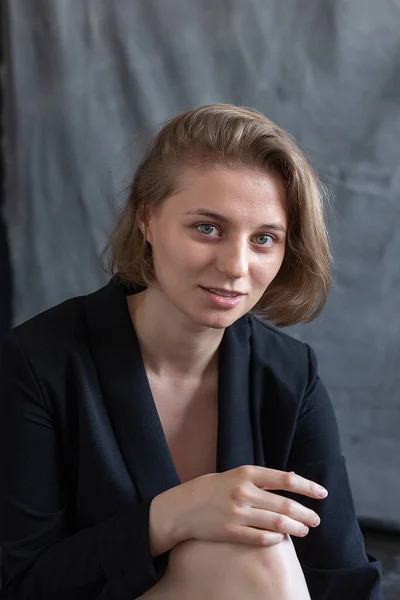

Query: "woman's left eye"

xmin=197 ymin=224 xmax=219 ymax=236
xmin=254 ymin=234 xmax=274 ymax=246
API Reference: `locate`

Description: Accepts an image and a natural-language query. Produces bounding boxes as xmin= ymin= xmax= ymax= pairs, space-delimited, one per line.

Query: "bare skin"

xmin=138 ymin=537 xmax=311 ymax=600
xmin=129 ymin=167 xmax=288 ymax=381
xmin=131 ymin=363 xmax=315 ymax=599
xmin=137 ymin=372 xmax=311 ymax=597
xmin=138 ymin=377 xmax=312 ymax=598
xmin=128 ymin=167 xmax=323 ymax=598
xmin=146 ymin=367 xmax=219 ymax=484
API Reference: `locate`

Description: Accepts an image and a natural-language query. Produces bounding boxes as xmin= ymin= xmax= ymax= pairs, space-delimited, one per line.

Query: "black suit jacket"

xmin=0 ymin=278 xmax=383 ymax=599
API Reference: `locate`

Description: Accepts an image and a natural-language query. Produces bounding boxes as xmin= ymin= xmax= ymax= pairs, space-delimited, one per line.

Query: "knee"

xmin=255 ymin=534 xmax=295 ymax=570
xmin=250 ymin=535 xmax=310 ymax=599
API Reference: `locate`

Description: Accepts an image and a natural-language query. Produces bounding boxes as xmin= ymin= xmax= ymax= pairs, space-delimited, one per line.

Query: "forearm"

xmin=0 ymin=501 xmax=168 ymax=599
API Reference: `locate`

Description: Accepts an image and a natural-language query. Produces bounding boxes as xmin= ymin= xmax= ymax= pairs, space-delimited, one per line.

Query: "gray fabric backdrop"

xmin=4 ymin=0 xmax=400 ymax=528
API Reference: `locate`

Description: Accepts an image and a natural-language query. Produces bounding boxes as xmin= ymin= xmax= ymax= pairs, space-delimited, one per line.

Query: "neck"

xmin=127 ymin=286 xmax=224 ymax=381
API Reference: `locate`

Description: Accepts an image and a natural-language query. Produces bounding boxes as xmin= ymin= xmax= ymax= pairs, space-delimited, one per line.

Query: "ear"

xmin=137 ymin=208 xmax=153 ymax=245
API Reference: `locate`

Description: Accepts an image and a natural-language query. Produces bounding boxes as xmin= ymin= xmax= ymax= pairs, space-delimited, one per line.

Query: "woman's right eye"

xmin=196 ymin=224 xmax=219 ymax=236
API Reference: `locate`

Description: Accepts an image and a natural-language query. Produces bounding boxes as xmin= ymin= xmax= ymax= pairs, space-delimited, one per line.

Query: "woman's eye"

xmin=254 ymin=234 xmax=274 ymax=246
xmin=197 ymin=224 xmax=218 ymax=236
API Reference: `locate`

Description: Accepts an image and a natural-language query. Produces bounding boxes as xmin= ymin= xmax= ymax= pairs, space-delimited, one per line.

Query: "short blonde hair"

xmin=103 ymin=103 xmax=332 ymax=327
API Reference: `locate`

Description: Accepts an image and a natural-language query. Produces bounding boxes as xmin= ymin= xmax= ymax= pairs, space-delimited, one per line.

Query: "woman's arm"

xmin=285 ymin=344 xmax=383 ymax=599
xmin=0 ymin=332 xmax=172 ymax=600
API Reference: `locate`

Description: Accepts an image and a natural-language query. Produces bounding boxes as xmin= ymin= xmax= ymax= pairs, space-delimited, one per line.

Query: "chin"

xmin=190 ymin=309 xmax=243 ymax=330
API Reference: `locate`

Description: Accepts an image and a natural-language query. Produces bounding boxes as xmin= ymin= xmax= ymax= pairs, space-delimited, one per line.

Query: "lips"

xmin=200 ymin=286 xmax=244 ymax=308
xmin=207 ymin=288 xmax=238 ymax=297
xmin=201 ymin=287 xmax=245 ymax=297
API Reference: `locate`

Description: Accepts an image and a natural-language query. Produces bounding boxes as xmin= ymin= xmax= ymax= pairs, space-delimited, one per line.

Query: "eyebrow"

xmin=184 ymin=208 xmax=287 ymax=233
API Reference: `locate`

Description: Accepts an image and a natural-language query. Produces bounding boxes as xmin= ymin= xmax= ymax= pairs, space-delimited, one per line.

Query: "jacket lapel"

xmin=85 ymin=279 xmax=180 ymax=503
xmin=216 ymin=316 xmax=255 ymax=473
xmin=85 ymin=278 xmax=255 ymax=504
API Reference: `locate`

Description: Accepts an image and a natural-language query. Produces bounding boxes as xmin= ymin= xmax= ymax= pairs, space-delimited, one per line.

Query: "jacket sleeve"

xmin=0 ymin=331 xmax=169 ymax=599
xmin=284 ymin=343 xmax=384 ymax=600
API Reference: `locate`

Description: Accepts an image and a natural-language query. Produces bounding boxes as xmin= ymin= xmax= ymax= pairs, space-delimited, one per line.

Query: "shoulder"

xmin=10 ymin=294 xmax=87 ymax=357
xmin=248 ymin=313 xmax=309 ymax=361
xmin=2 ymin=281 xmax=112 ymax=376
xmin=0 ymin=294 xmax=92 ymax=415
xmin=247 ymin=313 xmax=313 ymax=391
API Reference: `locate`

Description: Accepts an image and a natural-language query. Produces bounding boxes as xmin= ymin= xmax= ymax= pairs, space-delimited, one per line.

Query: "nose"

xmin=216 ymin=238 xmax=249 ymax=280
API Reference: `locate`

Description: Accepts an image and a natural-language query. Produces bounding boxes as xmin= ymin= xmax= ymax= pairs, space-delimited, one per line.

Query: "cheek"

xmin=152 ymin=233 xmax=209 ymax=276
xmin=183 ymin=243 xmax=214 ymax=266
xmin=253 ymin=253 xmax=284 ymax=285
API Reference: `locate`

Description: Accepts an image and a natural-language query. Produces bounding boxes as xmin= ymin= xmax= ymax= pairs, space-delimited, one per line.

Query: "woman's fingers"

xmin=171 ymin=465 xmax=328 ymax=547
xmin=230 ymin=465 xmax=326 ymax=537
xmin=245 ymin=507 xmax=311 ymax=537
xmin=246 ymin=465 xmax=328 ymax=499
xmin=225 ymin=525 xmax=286 ymax=547
xmin=250 ymin=487 xmax=321 ymax=529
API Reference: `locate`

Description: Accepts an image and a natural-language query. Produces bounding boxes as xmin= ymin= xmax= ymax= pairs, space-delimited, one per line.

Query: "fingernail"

xmin=301 ymin=526 xmax=309 ymax=536
xmin=318 ymin=487 xmax=328 ymax=498
xmin=312 ymin=514 xmax=320 ymax=527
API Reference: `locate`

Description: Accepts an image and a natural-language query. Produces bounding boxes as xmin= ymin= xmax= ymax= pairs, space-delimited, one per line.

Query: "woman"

xmin=0 ymin=104 xmax=383 ymax=599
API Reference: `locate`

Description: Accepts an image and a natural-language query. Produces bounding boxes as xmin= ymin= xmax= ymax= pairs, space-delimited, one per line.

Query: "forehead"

xmin=165 ymin=166 xmax=288 ymax=222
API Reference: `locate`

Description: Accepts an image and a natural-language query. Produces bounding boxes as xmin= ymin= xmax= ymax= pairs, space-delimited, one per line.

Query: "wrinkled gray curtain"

xmin=4 ymin=0 xmax=400 ymax=528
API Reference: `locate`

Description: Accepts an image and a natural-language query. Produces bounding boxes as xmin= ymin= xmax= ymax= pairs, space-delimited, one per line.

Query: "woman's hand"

xmin=158 ymin=465 xmax=327 ymax=548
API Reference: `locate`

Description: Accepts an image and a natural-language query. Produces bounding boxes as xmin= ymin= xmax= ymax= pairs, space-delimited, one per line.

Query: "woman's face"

xmin=145 ymin=166 xmax=288 ymax=329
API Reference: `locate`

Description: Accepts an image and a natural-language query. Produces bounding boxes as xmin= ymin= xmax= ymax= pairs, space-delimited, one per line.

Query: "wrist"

xmin=149 ymin=487 xmax=189 ymax=557
xmin=164 ymin=484 xmax=190 ymax=546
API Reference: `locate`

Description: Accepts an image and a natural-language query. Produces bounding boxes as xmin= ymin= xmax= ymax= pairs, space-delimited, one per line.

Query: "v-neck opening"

xmin=85 ymin=277 xmax=255 ymax=502
xmin=122 ymin=285 xmax=224 ymax=487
